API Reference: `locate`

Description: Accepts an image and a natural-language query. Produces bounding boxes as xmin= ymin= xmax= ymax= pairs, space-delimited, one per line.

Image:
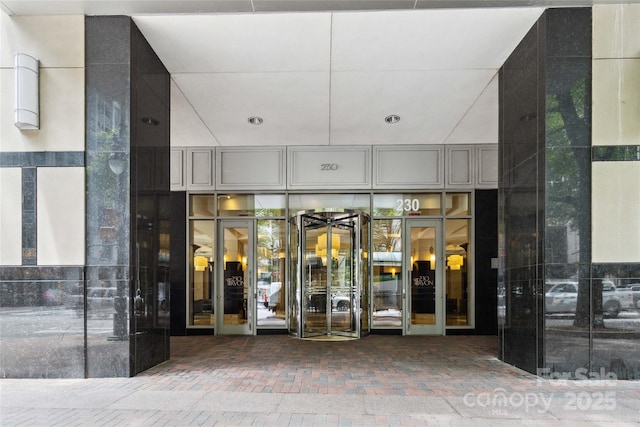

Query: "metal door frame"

xmin=217 ymin=219 xmax=255 ymax=335
xmin=403 ymin=218 xmax=444 ymax=335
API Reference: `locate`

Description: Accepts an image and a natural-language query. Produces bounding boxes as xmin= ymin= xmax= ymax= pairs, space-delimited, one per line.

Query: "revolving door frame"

xmin=289 ymin=210 xmax=370 ymax=339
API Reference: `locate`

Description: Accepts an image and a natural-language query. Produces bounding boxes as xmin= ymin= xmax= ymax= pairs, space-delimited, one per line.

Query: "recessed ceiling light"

xmin=248 ymin=116 xmax=263 ymax=125
xmin=385 ymin=115 xmax=400 ymax=124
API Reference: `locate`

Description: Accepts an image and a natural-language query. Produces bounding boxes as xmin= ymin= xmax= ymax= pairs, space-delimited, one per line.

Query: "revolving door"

xmin=289 ymin=210 xmax=369 ymax=339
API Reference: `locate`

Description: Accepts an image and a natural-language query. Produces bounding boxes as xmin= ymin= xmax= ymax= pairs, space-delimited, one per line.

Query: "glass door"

xmin=329 ymin=218 xmax=356 ymax=337
xmin=218 ymin=220 xmax=254 ymax=335
xmin=301 ymin=214 xmax=328 ymax=338
xmin=404 ymin=219 xmax=444 ymax=335
xmin=291 ymin=210 xmax=369 ymax=339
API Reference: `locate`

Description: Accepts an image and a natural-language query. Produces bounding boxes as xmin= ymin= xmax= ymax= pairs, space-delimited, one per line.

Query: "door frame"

xmin=217 ymin=219 xmax=255 ymax=335
xmin=403 ymin=218 xmax=444 ymax=335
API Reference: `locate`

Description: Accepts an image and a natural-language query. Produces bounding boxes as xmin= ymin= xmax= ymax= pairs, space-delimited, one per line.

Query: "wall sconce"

xmin=14 ymin=53 xmax=39 ymax=130
xmin=447 ymin=254 xmax=464 ymax=271
xmin=194 ymin=256 xmax=208 ymax=272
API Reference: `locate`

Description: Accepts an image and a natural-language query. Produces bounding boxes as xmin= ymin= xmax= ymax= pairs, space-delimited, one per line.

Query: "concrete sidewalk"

xmin=1 ymin=335 xmax=639 ymax=426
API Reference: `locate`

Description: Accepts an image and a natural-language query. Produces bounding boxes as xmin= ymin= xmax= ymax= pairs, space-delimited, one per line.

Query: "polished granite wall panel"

xmin=545 ymin=8 xmax=592 ymax=57
xmin=169 ymin=192 xmax=187 ymax=335
xmin=85 ymin=16 xmax=170 ymax=377
xmin=21 ymin=167 xmax=37 ymax=265
xmin=129 ymin=21 xmax=171 ymax=375
xmin=542 ymin=8 xmax=593 ymax=378
xmin=474 ymin=190 xmax=498 ymax=335
xmin=500 ymin=25 xmax=540 ymax=178
xmin=591 ymin=263 xmax=640 ymax=379
xmin=86 ymin=16 xmax=132 ymax=377
xmin=0 ymin=267 xmax=85 ymax=378
xmin=500 ymin=8 xmax=600 ymax=377
xmin=498 ymin=17 xmax=544 ymax=374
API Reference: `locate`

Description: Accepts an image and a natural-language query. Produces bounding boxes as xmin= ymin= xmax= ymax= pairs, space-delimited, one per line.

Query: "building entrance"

xmin=289 ymin=210 xmax=370 ymax=340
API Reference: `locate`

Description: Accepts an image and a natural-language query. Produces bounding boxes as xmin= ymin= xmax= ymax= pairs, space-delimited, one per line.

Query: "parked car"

xmin=545 ymin=281 xmax=578 ymax=314
xmin=617 ymin=283 xmax=640 ymax=310
xmin=545 ymin=280 xmax=635 ymax=317
xmin=602 ymin=281 xmax=635 ymax=317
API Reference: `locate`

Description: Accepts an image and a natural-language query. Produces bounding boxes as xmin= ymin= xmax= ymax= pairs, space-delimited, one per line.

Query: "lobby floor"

xmin=1 ymin=335 xmax=639 ymax=426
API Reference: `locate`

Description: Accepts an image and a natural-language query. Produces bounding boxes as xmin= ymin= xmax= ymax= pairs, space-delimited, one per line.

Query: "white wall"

xmin=37 ymin=167 xmax=85 ymax=265
xmin=0 ymin=15 xmax=85 ymax=266
xmin=592 ymin=5 xmax=640 ymax=263
xmin=592 ymin=162 xmax=640 ymax=263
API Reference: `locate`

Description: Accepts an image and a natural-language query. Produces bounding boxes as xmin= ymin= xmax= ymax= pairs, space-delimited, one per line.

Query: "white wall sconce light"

xmin=14 ymin=53 xmax=40 ymax=130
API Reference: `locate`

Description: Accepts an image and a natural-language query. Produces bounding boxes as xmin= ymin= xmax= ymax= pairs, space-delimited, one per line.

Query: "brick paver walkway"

xmin=1 ymin=335 xmax=639 ymax=426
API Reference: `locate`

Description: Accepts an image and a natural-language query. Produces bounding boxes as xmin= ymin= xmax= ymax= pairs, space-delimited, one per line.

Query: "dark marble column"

xmin=499 ymin=8 xmax=598 ymax=377
xmin=498 ymin=18 xmax=545 ymax=374
xmin=85 ymin=16 xmax=170 ymax=377
xmin=542 ymin=8 xmax=593 ymax=379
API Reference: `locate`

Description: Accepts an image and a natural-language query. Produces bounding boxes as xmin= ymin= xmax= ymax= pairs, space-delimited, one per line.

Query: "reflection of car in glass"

xmin=545 ymin=282 xmax=577 ymax=314
xmin=545 ymin=280 xmax=636 ymax=317
xmin=332 ymin=294 xmax=350 ymax=311
xmin=602 ymin=282 xmax=635 ymax=317
xmin=64 ymin=287 xmax=117 ymax=312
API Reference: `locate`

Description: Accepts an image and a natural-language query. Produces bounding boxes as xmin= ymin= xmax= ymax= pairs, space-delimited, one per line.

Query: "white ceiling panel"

xmin=330 ymin=69 xmax=496 ymax=145
xmin=133 ymin=14 xmax=332 ymax=73
xmin=173 ymin=72 xmax=331 ymax=146
xmin=331 ymin=8 xmax=544 ymax=71
xmin=445 ymin=74 xmax=499 ymax=144
xmin=171 ymin=80 xmax=219 ymax=147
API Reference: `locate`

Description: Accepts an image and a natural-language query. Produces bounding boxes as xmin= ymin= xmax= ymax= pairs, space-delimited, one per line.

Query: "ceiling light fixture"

xmin=248 ymin=116 xmax=263 ymax=125
xmin=385 ymin=115 xmax=400 ymax=124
